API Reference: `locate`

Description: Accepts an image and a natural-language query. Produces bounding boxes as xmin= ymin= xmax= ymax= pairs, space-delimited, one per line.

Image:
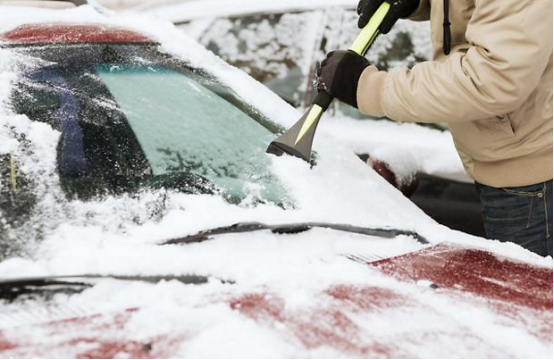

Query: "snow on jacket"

xmin=357 ymin=0 xmax=553 ymax=188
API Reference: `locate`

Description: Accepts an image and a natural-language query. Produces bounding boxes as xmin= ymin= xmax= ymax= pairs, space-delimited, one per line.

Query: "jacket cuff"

xmin=356 ymin=66 xmax=388 ymax=117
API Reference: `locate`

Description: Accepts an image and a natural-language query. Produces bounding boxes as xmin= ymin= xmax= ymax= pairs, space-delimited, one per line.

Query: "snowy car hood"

xmin=0 ymin=238 xmax=551 ymax=358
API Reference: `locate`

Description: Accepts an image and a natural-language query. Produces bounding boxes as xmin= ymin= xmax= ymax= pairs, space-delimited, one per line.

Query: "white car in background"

xmin=0 ymin=2 xmax=551 ymax=358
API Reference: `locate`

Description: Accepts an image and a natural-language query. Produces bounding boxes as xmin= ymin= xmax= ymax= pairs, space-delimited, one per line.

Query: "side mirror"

xmin=12 ymin=81 xmax=61 ymax=115
xmin=358 ymin=153 xmax=420 ymax=198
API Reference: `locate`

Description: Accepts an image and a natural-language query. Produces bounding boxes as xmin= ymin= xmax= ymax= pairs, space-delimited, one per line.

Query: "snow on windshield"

xmin=0 ymin=5 xmax=440 ymax=242
xmin=0 ymin=5 xmax=550 ymax=358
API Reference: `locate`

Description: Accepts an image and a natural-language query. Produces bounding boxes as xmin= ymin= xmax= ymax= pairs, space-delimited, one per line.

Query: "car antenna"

xmin=266 ymin=2 xmax=391 ymax=163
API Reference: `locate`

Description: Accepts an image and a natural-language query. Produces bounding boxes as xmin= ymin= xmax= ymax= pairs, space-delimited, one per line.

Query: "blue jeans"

xmin=476 ymin=180 xmax=553 ymax=257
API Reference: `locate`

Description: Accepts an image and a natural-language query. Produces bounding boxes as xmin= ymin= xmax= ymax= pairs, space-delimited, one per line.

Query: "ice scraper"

xmin=266 ymin=2 xmax=390 ymax=162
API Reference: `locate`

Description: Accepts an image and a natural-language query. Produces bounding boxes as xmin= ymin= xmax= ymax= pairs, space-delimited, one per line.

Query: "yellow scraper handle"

xmin=350 ymin=2 xmax=390 ymax=55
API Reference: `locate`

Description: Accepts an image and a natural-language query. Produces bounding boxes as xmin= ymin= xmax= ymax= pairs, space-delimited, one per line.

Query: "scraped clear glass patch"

xmin=96 ymin=64 xmax=288 ymax=205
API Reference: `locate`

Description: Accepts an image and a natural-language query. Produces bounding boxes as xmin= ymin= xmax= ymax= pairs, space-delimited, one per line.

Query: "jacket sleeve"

xmin=357 ymin=0 xmax=553 ymax=123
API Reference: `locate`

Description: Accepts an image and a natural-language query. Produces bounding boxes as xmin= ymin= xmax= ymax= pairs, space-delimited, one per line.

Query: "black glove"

xmin=357 ymin=0 xmax=420 ymax=33
xmin=315 ymin=50 xmax=370 ymax=109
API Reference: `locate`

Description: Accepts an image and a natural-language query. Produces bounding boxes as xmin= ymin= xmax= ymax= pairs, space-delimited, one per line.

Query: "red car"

xmin=0 ymin=240 xmax=551 ymax=358
xmin=0 ymin=2 xmax=551 ymax=358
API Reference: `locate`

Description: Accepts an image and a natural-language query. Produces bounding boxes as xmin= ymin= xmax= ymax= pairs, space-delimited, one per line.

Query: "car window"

xmin=197 ymin=11 xmax=324 ymax=108
xmin=96 ymin=63 xmax=286 ymax=203
xmin=188 ymin=7 xmax=438 ymax=127
xmin=334 ymin=9 xmax=430 ymax=70
xmin=8 ymin=44 xmax=289 ymax=206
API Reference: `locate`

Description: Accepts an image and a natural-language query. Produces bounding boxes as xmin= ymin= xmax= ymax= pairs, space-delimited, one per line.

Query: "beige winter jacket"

xmin=357 ymin=0 xmax=553 ymax=187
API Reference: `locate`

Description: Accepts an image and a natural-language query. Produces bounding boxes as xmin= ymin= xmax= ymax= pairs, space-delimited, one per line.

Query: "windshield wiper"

xmin=161 ymin=222 xmax=429 ymax=246
xmin=0 ymin=274 xmax=232 ymax=302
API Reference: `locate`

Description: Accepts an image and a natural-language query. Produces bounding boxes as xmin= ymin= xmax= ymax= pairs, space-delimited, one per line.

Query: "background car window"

xmin=186 ymin=7 xmax=440 ymax=128
xmin=334 ymin=9 xmax=430 ymax=70
xmin=330 ymin=9 xmax=443 ymax=126
xmin=196 ymin=11 xmax=324 ymax=108
xmin=96 ymin=63 xmax=288 ymax=204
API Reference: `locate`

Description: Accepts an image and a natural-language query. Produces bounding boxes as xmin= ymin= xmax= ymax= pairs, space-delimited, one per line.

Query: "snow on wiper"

xmin=161 ymin=222 xmax=429 ymax=246
xmin=0 ymin=274 xmax=233 ymax=302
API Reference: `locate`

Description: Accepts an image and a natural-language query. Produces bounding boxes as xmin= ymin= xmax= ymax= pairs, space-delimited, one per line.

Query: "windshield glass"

xmin=96 ymin=63 xmax=286 ymax=203
xmin=10 ymin=44 xmax=288 ymax=205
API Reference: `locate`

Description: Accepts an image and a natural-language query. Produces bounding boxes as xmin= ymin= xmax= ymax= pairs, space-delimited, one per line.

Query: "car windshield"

xmin=10 ymin=44 xmax=288 ymax=205
xmin=95 ymin=63 xmax=285 ymax=203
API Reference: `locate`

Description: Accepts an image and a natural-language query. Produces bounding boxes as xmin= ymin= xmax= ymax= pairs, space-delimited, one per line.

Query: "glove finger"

xmin=316 ymin=67 xmax=321 ymax=77
xmin=357 ymin=8 xmax=371 ymax=28
xmin=320 ymin=58 xmax=328 ymax=68
xmin=379 ymin=12 xmax=398 ymax=34
xmin=357 ymin=0 xmax=383 ymax=28
xmin=356 ymin=0 xmax=364 ymax=15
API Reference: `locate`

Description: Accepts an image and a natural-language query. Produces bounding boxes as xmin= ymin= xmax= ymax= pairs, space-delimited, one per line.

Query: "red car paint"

xmin=0 ymin=244 xmax=550 ymax=358
xmin=370 ymin=243 xmax=552 ymax=311
xmin=228 ymin=244 xmax=552 ymax=357
xmin=0 ymin=308 xmax=188 ymax=359
xmin=0 ymin=24 xmax=156 ymax=45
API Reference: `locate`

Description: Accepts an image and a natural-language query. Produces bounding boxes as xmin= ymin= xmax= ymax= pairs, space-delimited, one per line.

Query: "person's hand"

xmin=357 ymin=0 xmax=420 ymax=33
xmin=315 ymin=50 xmax=370 ymax=109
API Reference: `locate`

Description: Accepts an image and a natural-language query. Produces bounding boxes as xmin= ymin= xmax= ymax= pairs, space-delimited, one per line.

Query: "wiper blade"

xmin=0 ymin=274 xmax=231 ymax=302
xmin=161 ymin=222 xmax=429 ymax=246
